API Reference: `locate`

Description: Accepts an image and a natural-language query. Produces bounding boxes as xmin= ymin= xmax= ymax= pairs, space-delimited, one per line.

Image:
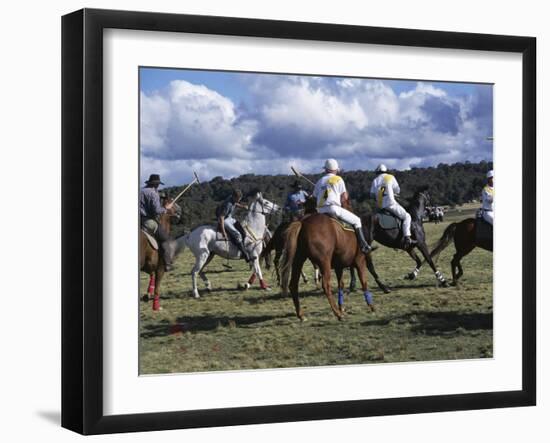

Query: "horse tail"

xmin=430 ymin=222 xmax=457 ymax=263
xmin=174 ymin=232 xmax=190 ymax=257
xmin=279 ymin=222 xmax=303 ymax=295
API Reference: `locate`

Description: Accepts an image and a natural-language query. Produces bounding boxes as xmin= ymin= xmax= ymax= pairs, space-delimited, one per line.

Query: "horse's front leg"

xmin=405 ymin=249 xmax=423 ymax=280
xmin=355 ymin=257 xmax=375 ymax=312
xmin=152 ymin=269 xmax=164 ymax=311
xmin=142 ymin=273 xmax=155 ymax=302
xmin=417 ymin=241 xmax=448 ymax=287
xmin=365 ymin=252 xmax=391 ymax=293
xmin=348 ymin=267 xmax=357 ymax=292
xmin=252 ymin=253 xmax=271 ymax=291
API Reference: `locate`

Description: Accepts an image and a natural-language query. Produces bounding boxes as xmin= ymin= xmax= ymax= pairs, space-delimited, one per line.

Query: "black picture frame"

xmin=62 ymin=8 xmax=536 ymax=435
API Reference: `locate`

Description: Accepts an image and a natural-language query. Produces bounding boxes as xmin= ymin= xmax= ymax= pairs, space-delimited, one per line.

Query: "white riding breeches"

xmin=482 ymin=210 xmax=494 ymax=225
xmin=319 ymin=205 xmax=361 ymax=229
xmin=385 ymin=203 xmax=412 ymax=237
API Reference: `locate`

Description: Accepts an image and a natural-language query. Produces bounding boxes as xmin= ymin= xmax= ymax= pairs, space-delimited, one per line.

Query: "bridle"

xmin=248 ymin=193 xmax=278 ymax=216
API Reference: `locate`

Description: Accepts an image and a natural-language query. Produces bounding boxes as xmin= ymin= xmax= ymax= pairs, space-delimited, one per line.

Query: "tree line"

xmin=161 ymin=160 xmax=493 ymax=236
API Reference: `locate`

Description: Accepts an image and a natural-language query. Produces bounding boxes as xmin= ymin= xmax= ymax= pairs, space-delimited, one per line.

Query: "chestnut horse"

xmin=280 ymin=214 xmax=375 ymax=321
xmin=139 ymin=201 xmax=180 ymax=310
xmin=429 ymin=217 xmax=492 ymax=285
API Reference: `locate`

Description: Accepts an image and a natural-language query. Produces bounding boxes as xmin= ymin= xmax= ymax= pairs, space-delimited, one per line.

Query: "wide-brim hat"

xmin=145 ymin=174 xmax=164 ymax=185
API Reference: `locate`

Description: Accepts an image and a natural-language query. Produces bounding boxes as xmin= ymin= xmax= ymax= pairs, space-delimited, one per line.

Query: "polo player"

xmin=284 ymin=180 xmax=310 ymax=221
xmin=216 ymin=189 xmax=252 ymax=262
xmin=481 ymin=170 xmax=494 ymax=225
xmin=140 ymin=174 xmax=175 ymax=271
xmin=370 ymin=164 xmax=415 ymax=248
xmin=313 ymin=158 xmax=372 ymax=255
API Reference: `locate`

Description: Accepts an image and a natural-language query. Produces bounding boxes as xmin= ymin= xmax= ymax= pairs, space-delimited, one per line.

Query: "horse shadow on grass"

xmin=362 ymin=310 xmax=493 ymax=335
xmin=140 ymin=313 xmax=294 ymax=338
xmin=243 ymin=288 xmax=322 ymax=304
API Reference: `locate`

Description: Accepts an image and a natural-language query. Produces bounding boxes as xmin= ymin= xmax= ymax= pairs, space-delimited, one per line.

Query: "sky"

xmin=140 ymin=67 xmax=493 ymax=186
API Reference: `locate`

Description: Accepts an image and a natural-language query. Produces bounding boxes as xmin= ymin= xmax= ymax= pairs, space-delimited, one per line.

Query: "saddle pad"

xmin=378 ymin=212 xmax=401 ymax=230
xmin=327 ymin=216 xmax=355 ymax=232
xmin=142 ymin=230 xmax=158 ymax=250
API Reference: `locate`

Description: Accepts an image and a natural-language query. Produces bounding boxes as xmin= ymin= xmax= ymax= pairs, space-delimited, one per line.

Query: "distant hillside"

xmin=161 ymin=160 xmax=493 ymax=236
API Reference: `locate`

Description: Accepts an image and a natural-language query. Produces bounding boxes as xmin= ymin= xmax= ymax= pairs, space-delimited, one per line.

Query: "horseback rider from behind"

xmin=313 ymin=159 xmax=372 ymax=255
xmin=370 ymin=164 xmax=415 ymax=249
xmin=216 ymin=189 xmax=253 ymax=263
xmin=140 ymin=174 xmax=176 ymax=272
xmin=284 ymin=180 xmax=310 ymax=221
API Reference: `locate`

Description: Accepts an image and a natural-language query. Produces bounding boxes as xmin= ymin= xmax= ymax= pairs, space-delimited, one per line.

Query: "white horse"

xmin=176 ymin=191 xmax=280 ymax=298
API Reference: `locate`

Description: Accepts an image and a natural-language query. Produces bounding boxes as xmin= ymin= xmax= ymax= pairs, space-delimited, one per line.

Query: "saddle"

xmin=141 ymin=229 xmax=159 ymax=250
xmin=475 ymin=212 xmax=493 ymax=249
xmin=140 ymin=218 xmax=160 ymax=250
xmin=324 ymin=215 xmax=355 ymax=232
xmin=376 ymin=209 xmax=402 ymax=230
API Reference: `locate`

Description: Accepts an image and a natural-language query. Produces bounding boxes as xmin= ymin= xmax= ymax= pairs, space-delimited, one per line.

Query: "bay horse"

xmin=429 ymin=217 xmax=492 ymax=285
xmin=363 ymin=188 xmax=449 ymax=288
xmin=139 ymin=200 xmax=181 ymax=311
xmin=279 ymin=214 xmax=375 ymax=321
xmin=175 ymin=191 xmax=280 ymax=298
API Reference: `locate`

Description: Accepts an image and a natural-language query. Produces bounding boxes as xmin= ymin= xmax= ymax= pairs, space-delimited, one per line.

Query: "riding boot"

xmin=160 ymin=241 xmax=174 ymax=271
xmin=354 ymin=228 xmax=372 ymax=254
xmin=237 ymin=241 xmax=253 ymax=263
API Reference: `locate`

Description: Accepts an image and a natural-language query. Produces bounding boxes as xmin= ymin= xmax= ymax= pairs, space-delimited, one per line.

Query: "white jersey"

xmin=370 ymin=173 xmax=400 ymax=209
xmin=313 ymin=173 xmax=347 ymax=208
xmin=481 ymin=185 xmax=494 ymax=211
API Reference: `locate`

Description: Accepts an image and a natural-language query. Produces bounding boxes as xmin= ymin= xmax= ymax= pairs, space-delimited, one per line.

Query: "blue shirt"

xmin=285 ymin=190 xmax=309 ymax=212
xmin=216 ymin=196 xmax=237 ymax=219
xmin=140 ymin=187 xmax=166 ymax=218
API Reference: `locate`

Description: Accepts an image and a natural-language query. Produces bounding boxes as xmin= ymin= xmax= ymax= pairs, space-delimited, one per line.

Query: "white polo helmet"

xmin=375 ymin=164 xmax=388 ymax=173
xmin=324 ymin=158 xmax=339 ymax=171
xmin=487 ymin=170 xmax=494 ymax=179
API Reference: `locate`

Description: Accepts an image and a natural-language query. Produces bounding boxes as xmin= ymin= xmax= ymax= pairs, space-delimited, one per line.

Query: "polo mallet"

xmin=290 ymin=166 xmax=315 ymax=186
xmin=171 ymin=171 xmax=201 ymax=204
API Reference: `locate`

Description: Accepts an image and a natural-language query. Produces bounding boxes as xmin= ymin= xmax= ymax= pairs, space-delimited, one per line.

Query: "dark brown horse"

xmin=429 ymin=217 xmax=492 ymax=285
xmin=139 ymin=200 xmax=180 ymax=310
xmin=362 ymin=188 xmax=448 ymax=288
xmin=280 ymin=214 xmax=375 ymax=321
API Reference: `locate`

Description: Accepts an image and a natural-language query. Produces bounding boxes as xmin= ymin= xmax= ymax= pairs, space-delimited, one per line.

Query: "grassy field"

xmin=139 ymin=208 xmax=492 ymax=374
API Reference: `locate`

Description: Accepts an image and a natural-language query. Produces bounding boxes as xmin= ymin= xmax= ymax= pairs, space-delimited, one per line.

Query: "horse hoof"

xmin=382 ymin=287 xmax=391 ymax=294
xmin=142 ymin=294 xmax=150 ymax=302
xmin=262 ymin=287 xmax=272 ymax=292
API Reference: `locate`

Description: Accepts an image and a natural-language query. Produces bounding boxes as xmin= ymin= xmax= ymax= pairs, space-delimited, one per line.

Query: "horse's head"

xmin=413 ymin=185 xmax=431 ymax=206
xmin=249 ymin=190 xmax=280 ymax=215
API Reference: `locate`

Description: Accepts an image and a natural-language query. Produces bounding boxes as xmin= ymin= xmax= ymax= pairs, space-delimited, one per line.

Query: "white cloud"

xmin=141 ymin=74 xmax=492 ymax=186
xmin=140 ymin=80 xmax=257 ymax=160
